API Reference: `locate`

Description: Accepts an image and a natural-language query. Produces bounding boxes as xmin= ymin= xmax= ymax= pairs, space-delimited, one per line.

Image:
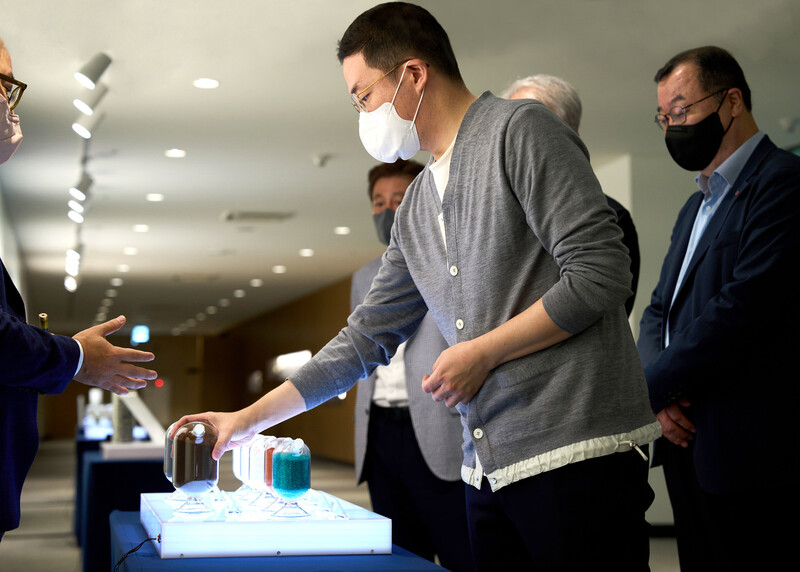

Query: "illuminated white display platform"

xmin=140 ymin=491 xmax=391 ymax=559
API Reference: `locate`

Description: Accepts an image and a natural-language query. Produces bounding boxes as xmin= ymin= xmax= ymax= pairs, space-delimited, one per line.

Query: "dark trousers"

xmin=365 ymin=405 xmax=473 ymax=572
xmin=661 ymin=441 xmax=796 ymax=572
xmin=465 ymin=449 xmax=653 ymax=572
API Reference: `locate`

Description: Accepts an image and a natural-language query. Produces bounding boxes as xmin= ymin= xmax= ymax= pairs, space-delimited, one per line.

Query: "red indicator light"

xmin=155 ymin=378 xmax=164 ymax=388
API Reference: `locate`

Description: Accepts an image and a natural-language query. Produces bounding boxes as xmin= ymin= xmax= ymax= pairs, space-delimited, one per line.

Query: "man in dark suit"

xmin=1 ymin=37 xmax=157 ymax=540
xmin=351 ymin=159 xmax=471 ymax=571
xmin=639 ymin=45 xmax=800 ymax=570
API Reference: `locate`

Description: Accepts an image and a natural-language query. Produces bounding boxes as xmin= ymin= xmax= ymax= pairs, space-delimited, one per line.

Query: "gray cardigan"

xmin=292 ymin=93 xmax=660 ymax=491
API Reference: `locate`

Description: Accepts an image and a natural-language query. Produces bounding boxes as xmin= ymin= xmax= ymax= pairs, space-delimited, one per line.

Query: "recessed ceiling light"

xmin=196 ymin=313 xmax=206 ymax=321
xmin=101 ymin=298 xmax=113 ymax=307
xmin=299 ymin=248 xmax=314 ymax=258
xmin=218 ymin=298 xmax=230 ymax=307
xmin=334 ymin=226 xmax=351 ymax=235
xmin=186 ymin=319 xmax=197 ymax=327
xmin=193 ymin=78 xmax=219 ymax=89
xmin=105 ymin=289 xmax=118 ymax=298
xmin=146 ymin=193 xmax=165 ymax=202
xmin=250 ymin=278 xmax=264 ymax=287
xmin=68 ymin=200 xmax=84 ymax=214
xmin=110 ymin=278 xmax=124 ymax=287
xmin=206 ymin=306 xmax=217 ymax=315
xmin=123 ymin=247 xmax=139 ymax=256
xmin=117 ymin=264 xmax=131 ymax=273
xmin=233 ymin=289 xmax=246 ymax=298
xmin=272 ymin=265 xmax=287 ymax=274
xmin=165 ymin=148 xmax=186 ymax=158
xmin=68 ymin=210 xmax=84 ymax=224
xmin=171 ymin=328 xmax=182 ymax=336
xmin=64 ymin=276 xmax=78 ymax=292
xmin=133 ymin=224 xmax=149 ymax=233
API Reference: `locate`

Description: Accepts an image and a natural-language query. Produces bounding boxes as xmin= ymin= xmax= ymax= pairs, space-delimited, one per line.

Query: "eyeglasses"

xmin=0 ymin=72 xmax=27 ymax=111
xmin=654 ymin=88 xmax=729 ymax=131
xmin=350 ymin=59 xmax=412 ymax=113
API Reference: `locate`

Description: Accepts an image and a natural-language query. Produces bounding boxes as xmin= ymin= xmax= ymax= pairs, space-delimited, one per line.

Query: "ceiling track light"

xmin=72 ymin=112 xmax=105 ymax=139
xmin=64 ymin=275 xmax=79 ymax=293
xmin=73 ymin=84 xmax=108 ymax=116
xmin=69 ymin=172 xmax=93 ymax=201
xmin=75 ymin=53 xmax=112 ymax=90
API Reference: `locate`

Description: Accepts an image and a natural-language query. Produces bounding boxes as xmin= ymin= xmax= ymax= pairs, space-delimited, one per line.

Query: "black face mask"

xmin=665 ymin=94 xmax=733 ymax=171
xmin=373 ymin=208 xmax=395 ymax=245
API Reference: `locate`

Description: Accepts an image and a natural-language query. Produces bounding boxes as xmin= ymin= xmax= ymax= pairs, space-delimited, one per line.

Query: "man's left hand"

xmin=655 ymin=398 xmax=695 ymax=447
xmin=421 ymin=340 xmax=491 ymax=407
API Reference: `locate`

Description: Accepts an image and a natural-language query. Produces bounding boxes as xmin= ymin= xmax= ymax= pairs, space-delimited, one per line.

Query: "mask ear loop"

xmin=389 ymin=63 xmax=409 ymax=104
xmin=389 ymin=62 xmax=425 ymax=131
xmin=410 ymin=89 xmax=424 ymax=128
xmin=717 ymin=89 xmax=735 ymax=135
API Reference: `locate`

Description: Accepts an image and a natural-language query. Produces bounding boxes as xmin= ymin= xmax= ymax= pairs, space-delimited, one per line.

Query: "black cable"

xmin=113 ymin=534 xmax=159 ymax=571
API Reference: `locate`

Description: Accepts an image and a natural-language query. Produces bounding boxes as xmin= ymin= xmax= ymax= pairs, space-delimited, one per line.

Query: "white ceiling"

xmin=1 ymin=0 xmax=798 ymax=336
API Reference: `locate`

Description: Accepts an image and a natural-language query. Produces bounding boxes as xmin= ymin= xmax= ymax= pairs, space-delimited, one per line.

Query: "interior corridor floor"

xmin=0 ymin=439 xmax=679 ymax=571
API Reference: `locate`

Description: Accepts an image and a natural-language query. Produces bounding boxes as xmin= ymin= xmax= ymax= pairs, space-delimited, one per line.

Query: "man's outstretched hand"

xmin=72 ymin=315 xmax=157 ymax=395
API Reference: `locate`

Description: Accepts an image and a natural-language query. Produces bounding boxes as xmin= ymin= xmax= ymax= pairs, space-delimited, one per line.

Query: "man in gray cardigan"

xmin=351 ymin=159 xmax=470 ymax=571
xmin=177 ymin=3 xmax=660 ymax=568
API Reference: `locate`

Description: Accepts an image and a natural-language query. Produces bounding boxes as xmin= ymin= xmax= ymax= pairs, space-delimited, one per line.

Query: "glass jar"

xmin=172 ymin=421 xmax=219 ymax=496
xmin=272 ymin=438 xmax=311 ymax=517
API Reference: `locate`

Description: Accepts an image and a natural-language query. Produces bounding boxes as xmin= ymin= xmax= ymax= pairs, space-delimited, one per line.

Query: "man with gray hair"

xmin=503 ymin=74 xmax=640 ymax=316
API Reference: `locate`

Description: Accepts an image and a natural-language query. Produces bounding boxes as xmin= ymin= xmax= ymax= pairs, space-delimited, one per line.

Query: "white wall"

xmin=594 ymin=154 xmax=633 ymax=210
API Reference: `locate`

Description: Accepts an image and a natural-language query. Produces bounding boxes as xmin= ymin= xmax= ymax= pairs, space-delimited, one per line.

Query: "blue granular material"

xmin=273 ymin=452 xmax=310 ymax=499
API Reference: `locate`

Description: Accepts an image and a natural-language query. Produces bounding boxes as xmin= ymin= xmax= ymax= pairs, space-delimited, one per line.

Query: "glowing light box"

xmin=140 ymin=492 xmax=391 ymax=558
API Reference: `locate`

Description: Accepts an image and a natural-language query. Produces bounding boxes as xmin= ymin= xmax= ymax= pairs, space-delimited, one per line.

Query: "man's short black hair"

xmin=654 ymin=46 xmax=752 ymax=111
xmin=367 ymin=159 xmax=424 ymax=200
xmin=337 ymin=2 xmax=463 ymax=83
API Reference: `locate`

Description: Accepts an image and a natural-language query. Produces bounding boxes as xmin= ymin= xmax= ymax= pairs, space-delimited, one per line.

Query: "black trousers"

xmin=365 ymin=405 xmax=473 ymax=572
xmin=661 ymin=441 xmax=797 ymax=572
xmin=465 ymin=449 xmax=653 ymax=571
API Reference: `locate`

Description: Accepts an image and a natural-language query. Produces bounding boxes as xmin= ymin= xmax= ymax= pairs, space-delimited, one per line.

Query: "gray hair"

xmin=501 ymin=74 xmax=582 ymax=133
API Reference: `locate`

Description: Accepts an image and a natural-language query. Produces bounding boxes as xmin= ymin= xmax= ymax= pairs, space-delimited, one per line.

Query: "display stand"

xmin=140 ymin=491 xmax=391 ymax=558
xmin=111 ymin=511 xmax=443 ymax=571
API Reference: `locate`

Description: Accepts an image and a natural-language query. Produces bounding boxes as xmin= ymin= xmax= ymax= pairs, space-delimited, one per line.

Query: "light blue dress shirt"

xmin=666 ymin=131 xmax=765 ymax=347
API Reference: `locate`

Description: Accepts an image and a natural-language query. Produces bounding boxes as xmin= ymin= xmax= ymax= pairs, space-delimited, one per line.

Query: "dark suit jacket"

xmin=1 ymin=258 xmax=79 ymax=533
xmin=638 ymin=136 xmax=800 ymax=494
xmin=605 ymin=195 xmax=640 ymax=316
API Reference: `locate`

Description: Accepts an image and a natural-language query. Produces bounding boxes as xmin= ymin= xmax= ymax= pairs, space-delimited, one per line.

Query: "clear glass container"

xmin=231 ymin=443 xmax=252 ymax=499
xmin=272 ymin=438 xmax=311 ymax=517
xmin=172 ymin=421 xmax=219 ymax=514
xmin=163 ymin=421 xmax=175 ymax=482
xmin=246 ymin=435 xmax=282 ymax=511
xmin=162 ymin=421 xmax=187 ymax=506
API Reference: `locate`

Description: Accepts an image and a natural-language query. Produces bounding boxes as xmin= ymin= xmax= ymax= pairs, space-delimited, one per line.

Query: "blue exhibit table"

xmin=110 ymin=510 xmax=445 ymax=571
xmin=79 ymin=451 xmax=172 ymax=572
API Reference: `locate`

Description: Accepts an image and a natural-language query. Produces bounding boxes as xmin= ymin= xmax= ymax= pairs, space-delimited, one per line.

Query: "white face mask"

xmin=358 ymin=62 xmax=424 ymax=163
xmin=0 ymin=97 xmax=23 ymax=165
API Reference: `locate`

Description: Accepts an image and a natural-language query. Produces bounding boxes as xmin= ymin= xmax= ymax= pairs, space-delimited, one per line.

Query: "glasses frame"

xmin=654 ymin=87 xmax=729 ymax=131
xmin=350 ymin=59 xmax=412 ymax=113
xmin=0 ymin=72 xmax=27 ymax=111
